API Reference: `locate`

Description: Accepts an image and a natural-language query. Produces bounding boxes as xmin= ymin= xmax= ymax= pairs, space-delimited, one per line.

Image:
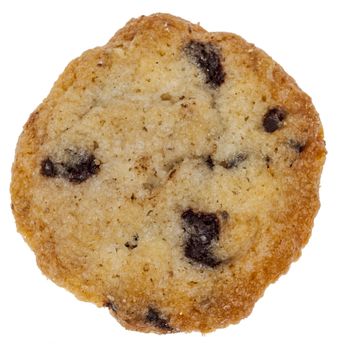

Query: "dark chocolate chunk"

xmin=289 ymin=140 xmax=305 ymax=153
xmin=184 ymin=41 xmax=225 ymax=88
xmin=220 ymin=153 xmax=247 ymax=169
xmin=205 ymin=155 xmax=215 ymax=170
xmin=124 ymin=234 xmax=139 ymax=250
xmin=41 ymin=158 xmax=57 ymax=177
xmin=40 ymin=150 xmax=100 ymax=184
xmin=146 ymin=307 xmax=173 ymax=331
xmin=263 ymin=107 xmax=287 ymax=133
xmin=181 ymin=209 xmax=221 ymax=267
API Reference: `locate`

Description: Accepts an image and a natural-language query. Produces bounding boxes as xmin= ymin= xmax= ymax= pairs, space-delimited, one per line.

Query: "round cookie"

xmin=11 ymin=13 xmax=326 ymax=333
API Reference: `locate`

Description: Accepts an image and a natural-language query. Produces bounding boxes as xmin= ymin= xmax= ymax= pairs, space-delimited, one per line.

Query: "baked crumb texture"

xmin=11 ymin=13 xmax=326 ymax=333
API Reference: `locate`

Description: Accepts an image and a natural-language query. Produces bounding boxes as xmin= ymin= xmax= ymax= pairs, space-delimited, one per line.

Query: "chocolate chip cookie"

xmin=11 ymin=13 xmax=326 ymax=333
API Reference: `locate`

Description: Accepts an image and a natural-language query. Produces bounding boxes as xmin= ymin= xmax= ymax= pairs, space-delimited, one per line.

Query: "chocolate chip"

xmin=104 ymin=301 xmax=118 ymax=313
xmin=124 ymin=242 xmax=137 ymax=249
xmin=125 ymin=234 xmax=139 ymax=250
xmin=146 ymin=307 xmax=173 ymax=331
xmin=220 ymin=153 xmax=247 ymax=169
xmin=205 ymin=155 xmax=215 ymax=169
xmin=65 ymin=153 xmax=99 ymax=183
xmin=220 ymin=211 xmax=229 ymax=221
xmin=184 ymin=41 xmax=225 ymax=88
xmin=185 ymin=238 xmax=220 ymax=267
xmin=289 ymin=140 xmax=305 ymax=153
xmin=41 ymin=158 xmax=57 ymax=177
xmin=264 ymin=155 xmax=271 ymax=168
xmin=263 ymin=107 xmax=287 ymax=133
xmin=181 ymin=209 xmax=221 ymax=267
xmin=40 ymin=150 xmax=100 ymax=184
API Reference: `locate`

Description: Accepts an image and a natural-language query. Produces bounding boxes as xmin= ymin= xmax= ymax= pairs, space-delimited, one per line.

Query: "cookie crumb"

xmin=160 ymin=92 xmax=172 ymax=101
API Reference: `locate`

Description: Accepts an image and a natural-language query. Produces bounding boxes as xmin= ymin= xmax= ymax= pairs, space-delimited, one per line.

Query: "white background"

xmin=0 ymin=0 xmax=350 ymax=349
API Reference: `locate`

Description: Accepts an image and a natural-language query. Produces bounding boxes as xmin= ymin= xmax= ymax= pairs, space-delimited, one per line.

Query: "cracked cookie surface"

xmin=11 ymin=13 xmax=326 ymax=333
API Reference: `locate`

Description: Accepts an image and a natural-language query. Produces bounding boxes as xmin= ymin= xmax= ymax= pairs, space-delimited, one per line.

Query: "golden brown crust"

xmin=11 ymin=13 xmax=326 ymax=333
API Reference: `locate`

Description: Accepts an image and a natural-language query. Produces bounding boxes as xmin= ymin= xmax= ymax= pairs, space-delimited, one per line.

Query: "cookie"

xmin=10 ymin=13 xmax=326 ymax=333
